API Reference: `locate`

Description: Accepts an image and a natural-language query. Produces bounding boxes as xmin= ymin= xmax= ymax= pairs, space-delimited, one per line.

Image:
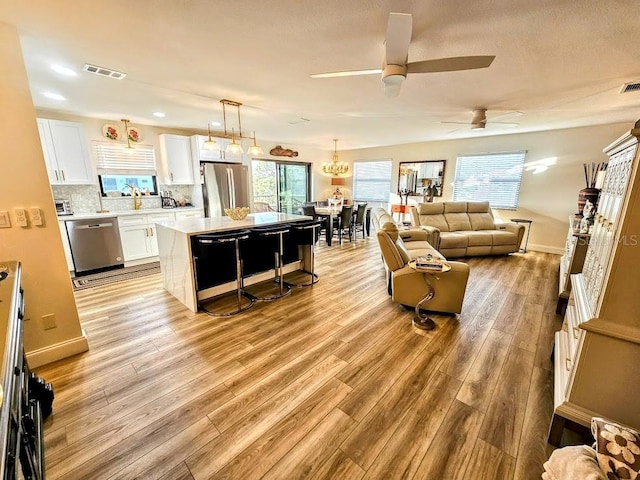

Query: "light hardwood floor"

xmin=38 ymin=236 xmax=562 ymax=480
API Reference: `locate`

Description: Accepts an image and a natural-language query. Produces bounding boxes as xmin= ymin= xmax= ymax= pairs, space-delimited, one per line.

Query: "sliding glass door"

xmin=251 ymin=160 xmax=311 ymax=213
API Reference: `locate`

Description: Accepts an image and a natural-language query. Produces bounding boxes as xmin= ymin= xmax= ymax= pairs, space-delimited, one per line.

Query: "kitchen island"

xmin=156 ymin=212 xmax=312 ymax=312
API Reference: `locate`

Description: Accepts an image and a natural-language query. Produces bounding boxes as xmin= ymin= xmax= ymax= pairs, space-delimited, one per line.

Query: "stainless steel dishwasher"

xmin=65 ymin=217 xmax=124 ymax=275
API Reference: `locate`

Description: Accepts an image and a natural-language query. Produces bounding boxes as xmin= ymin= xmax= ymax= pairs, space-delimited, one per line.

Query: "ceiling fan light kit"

xmin=322 ymin=139 xmax=349 ymax=176
xmin=310 ymin=12 xmax=496 ymax=98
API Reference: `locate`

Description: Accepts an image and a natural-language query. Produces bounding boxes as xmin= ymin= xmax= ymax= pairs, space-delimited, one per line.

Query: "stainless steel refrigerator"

xmin=201 ymin=162 xmax=249 ymax=218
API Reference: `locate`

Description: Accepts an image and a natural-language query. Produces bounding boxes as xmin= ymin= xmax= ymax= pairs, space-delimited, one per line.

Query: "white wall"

xmin=0 ymin=22 xmax=87 ymax=366
xmin=337 ymin=123 xmax=631 ymax=251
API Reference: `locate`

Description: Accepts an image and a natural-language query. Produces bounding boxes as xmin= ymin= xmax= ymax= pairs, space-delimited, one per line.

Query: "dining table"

xmin=314 ymin=205 xmax=371 ymax=246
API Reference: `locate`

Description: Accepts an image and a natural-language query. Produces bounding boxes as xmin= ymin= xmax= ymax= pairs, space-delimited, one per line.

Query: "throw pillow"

xmin=592 ymin=417 xmax=640 ymax=480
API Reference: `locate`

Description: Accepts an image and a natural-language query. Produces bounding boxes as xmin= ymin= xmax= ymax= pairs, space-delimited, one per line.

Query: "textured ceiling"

xmin=2 ymin=0 xmax=640 ymax=150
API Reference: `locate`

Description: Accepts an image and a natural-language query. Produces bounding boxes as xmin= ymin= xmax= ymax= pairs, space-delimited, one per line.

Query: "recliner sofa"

xmin=373 ymin=208 xmax=470 ymax=314
xmin=410 ymin=201 xmax=525 ymax=257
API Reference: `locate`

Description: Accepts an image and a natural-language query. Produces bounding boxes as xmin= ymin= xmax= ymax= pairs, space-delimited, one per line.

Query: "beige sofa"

xmin=410 ymin=201 xmax=525 ymax=257
xmin=373 ymin=208 xmax=470 ymax=314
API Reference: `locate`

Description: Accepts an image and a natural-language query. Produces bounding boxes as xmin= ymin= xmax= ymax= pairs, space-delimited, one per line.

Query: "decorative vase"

xmin=577 ymin=187 xmax=600 ymax=216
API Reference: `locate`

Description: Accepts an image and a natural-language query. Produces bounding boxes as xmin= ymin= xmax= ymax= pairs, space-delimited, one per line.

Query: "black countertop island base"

xmin=156 ymin=213 xmax=313 ymax=312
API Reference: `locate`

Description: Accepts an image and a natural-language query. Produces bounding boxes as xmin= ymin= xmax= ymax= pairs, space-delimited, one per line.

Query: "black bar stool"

xmin=286 ymin=219 xmax=323 ymax=287
xmin=245 ymin=224 xmax=292 ymax=300
xmin=194 ymin=229 xmax=254 ymax=316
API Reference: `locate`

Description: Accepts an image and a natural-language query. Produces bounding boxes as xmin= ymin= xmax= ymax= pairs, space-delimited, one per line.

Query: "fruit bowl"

xmin=224 ymin=207 xmax=250 ymax=220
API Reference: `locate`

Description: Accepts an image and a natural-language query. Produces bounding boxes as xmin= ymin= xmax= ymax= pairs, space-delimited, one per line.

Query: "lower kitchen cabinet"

xmin=118 ymin=215 xmax=159 ymax=261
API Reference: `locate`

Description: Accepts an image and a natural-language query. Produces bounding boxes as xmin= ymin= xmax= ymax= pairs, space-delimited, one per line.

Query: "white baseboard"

xmin=527 ymin=243 xmax=564 ymax=255
xmin=26 ymin=331 xmax=89 ymax=368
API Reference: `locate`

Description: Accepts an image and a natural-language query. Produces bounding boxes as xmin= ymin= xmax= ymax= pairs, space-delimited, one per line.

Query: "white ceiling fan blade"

xmin=487 ymin=121 xmax=520 ymax=126
xmin=440 ymin=121 xmax=474 ymax=125
xmin=407 ymin=55 xmax=495 ymax=73
xmin=310 ymin=68 xmax=382 ymax=78
xmin=384 ymin=82 xmax=402 ymax=98
xmin=385 ymin=13 xmax=412 ymax=65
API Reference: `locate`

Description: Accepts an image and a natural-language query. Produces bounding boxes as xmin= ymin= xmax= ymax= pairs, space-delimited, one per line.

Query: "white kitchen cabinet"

xmin=174 ymin=209 xmax=204 ymax=220
xmin=147 ymin=212 xmax=176 ymax=256
xmin=190 ymin=135 xmax=242 ymax=164
xmin=159 ymin=134 xmax=194 ymax=185
xmin=37 ymin=118 xmax=93 ymax=185
xmin=57 ymin=220 xmax=74 ymax=271
xmin=191 ymin=135 xmax=223 ymax=162
xmin=118 ymin=215 xmax=153 ymax=261
xmin=118 ymin=212 xmax=177 ymax=260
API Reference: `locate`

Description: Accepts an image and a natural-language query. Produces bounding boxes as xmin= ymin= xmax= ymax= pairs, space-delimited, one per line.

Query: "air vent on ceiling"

xmin=620 ymin=81 xmax=640 ymax=93
xmin=83 ymin=63 xmax=127 ymax=80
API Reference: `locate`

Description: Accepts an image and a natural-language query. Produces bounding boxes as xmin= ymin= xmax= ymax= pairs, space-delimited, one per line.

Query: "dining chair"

xmin=352 ymin=203 xmax=368 ymax=239
xmin=301 ymin=205 xmax=318 ymax=219
xmin=333 ymin=205 xmax=353 ymax=244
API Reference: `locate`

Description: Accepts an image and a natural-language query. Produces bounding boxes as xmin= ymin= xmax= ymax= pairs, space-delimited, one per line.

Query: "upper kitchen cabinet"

xmin=191 ymin=135 xmax=223 ymax=162
xmin=159 ymin=134 xmax=194 ymax=185
xmin=190 ymin=135 xmax=242 ymax=164
xmin=37 ymin=118 xmax=94 ymax=185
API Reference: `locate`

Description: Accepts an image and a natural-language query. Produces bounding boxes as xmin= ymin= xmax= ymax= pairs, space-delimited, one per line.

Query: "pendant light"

xmin=220 ymin=99 xmax=262 ymax=156
xmin=202 ymin=123 xmax=220 ymax=152
xmin=226 ymin=128 xmax=244 ymax=155
xmin=246 ymin=131 xmax=264 ymax=156
xmin=121 ymin=118 xmax=134 ymax=151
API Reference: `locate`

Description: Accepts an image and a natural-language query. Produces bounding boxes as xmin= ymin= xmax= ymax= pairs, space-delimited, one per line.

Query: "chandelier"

xmin=322 ymin=139 xmax=348 ymax=176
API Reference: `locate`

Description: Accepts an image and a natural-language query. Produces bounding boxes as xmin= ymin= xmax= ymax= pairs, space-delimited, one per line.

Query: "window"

xmin=353 ymin=160 xmax=392 ymax=202
xmin=453 ymin=151 xmax=526 ymax=209
xmin=94 ymin=142 xmax=156 ymax=172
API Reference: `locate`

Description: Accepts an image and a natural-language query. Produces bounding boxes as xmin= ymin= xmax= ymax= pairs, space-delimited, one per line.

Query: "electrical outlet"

xmin=14 ymin=208 xmax=28 ymax=227
xmin=29 ymin=207 xmax=43 ymax=226
xmin=41 ymin=313 xmax=57 ymax=330
xmin=0 ymin=211 xmax=10 ymax=228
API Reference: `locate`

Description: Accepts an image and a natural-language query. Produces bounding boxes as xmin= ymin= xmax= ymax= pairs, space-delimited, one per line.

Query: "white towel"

xmin=542 ymin=445 xmax=606 ymax=480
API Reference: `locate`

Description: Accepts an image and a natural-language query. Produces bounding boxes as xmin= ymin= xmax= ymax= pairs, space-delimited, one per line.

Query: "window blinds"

xmin=453 ymin=151 xmax=526 ymax=210
xmin=353 ymin=160 xmax=392 ymax=202
xmin=94 ymin=142 xmax=156 ymax=171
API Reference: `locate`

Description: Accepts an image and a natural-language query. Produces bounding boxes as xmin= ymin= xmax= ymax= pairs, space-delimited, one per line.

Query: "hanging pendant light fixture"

xmin=226 ymin=128 xmax=244 ymax=155
xmin=322 ymin=139 xmax=349 ymax=176
xmin=220 ymin=99 xmax=261 ymax=156
xmin=121 ymin=118 xmax=134 ymax=151
xmin=202 ymin=123 xmax=220 ymax=152
xmin=246 ymin=131 xmax=264 ymax=156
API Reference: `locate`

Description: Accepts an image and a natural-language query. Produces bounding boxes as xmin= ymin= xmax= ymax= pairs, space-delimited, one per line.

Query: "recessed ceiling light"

xmin=50 ymin=64 xmax=77 ymax=77
xmin=153 ymin=112 xmax=166 ymax=118
xmin=210 ymin=121 xmax=221 ymax=126
xmin=42 ymin=92 xmax=65 ymax=101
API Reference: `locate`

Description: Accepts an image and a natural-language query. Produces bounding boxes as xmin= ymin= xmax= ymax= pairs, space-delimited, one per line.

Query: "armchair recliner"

xmin=376 ymin=221 xmax=470 ymax=314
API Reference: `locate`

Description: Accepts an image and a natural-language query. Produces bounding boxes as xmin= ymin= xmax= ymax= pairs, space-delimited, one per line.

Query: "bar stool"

xmin=286 ymin=219 xmax=323 ymax=287
xmin=194 ymin=229 xmax=254 ymax=316
xmin=245 ymin=224 xmax=292 ymax=300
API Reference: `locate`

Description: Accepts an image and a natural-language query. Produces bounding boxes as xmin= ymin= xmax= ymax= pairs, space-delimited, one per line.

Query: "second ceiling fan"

xmin=310 ymin=12 xmax=496 ymax=97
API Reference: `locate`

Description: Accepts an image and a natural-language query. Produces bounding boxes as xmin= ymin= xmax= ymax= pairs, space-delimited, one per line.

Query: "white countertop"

xmin=158 ymin=212 xmax=312 ymax=235
xmin=57 ymin=207 xmax=203 ymax=221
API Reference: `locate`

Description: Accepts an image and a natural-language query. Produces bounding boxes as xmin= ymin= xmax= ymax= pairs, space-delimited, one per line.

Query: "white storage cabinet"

xmin=159 ymin=134 xmax=194 ymax=185
xmin=37 ymin=118 xmax=93 ymax=185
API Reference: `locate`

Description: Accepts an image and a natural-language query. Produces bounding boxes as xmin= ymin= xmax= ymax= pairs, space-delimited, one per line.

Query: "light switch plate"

xmin=14 ymin=208 xmax=28 ymax=227
xmin=29 ymin=207 xmax=43 ymax=226
xmin=0 ymin=211 xmax=10 ymax=228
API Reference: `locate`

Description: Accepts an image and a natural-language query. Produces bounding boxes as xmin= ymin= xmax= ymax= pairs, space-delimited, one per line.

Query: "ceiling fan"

xmin=310 ymin=12 xmax=495 ymax=98
xmin=441 ymin=108 xmax=521 ymax=130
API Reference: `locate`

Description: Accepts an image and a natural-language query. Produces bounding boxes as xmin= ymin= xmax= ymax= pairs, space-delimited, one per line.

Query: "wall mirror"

xmin=398 ymin=160 xmax=446 ymax=197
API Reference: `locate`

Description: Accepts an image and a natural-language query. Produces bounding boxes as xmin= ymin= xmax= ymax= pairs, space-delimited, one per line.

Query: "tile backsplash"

xmin=52 ymin=184 xmax=194 ymax=214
